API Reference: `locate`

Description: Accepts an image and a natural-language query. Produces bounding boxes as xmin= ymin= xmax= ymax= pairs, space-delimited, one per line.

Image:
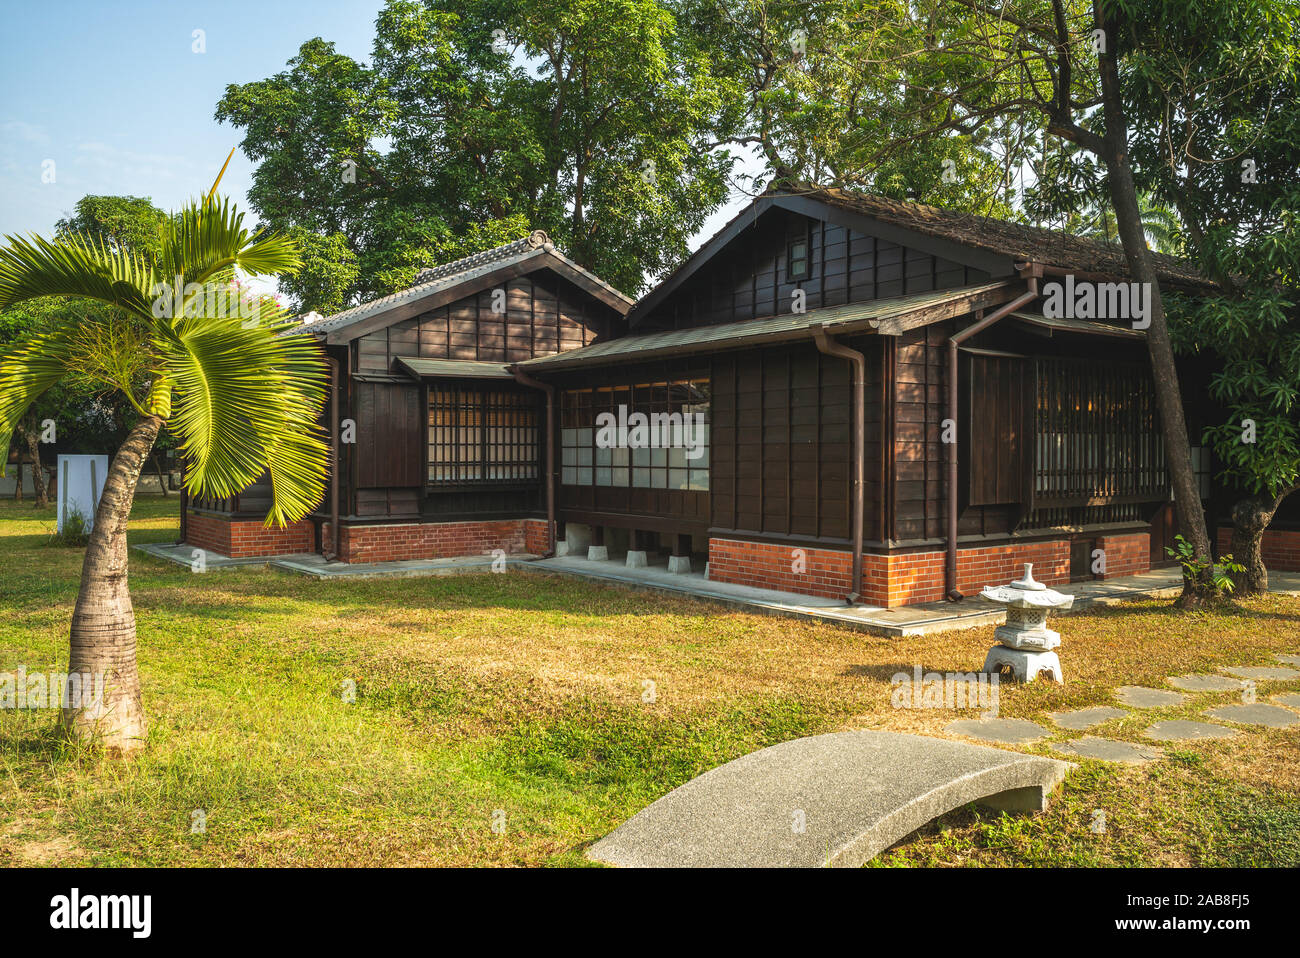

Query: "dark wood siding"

xmin=965 ymin=353 xmax=1030 ymax=506
xmin=354 ymin=381 xmax=423 ymax=489
xmin=353 ymin=273 xmax=618 ymax=374
xmin=711 ymin=340 xmax=881 ymax=544
xmin=642 ymin=208 xmax=988 ymax=332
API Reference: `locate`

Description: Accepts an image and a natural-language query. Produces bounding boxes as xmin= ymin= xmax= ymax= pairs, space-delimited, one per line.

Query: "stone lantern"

xmin=979 ymin=563 xmax=1073 ymax=683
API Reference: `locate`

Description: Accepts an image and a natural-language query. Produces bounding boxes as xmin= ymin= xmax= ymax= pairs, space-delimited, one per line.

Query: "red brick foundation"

xmin=336 ymin=518 xmax=548 ymax=563
xmin=185 ymin=512 xmax=550 ymax=563
xmin=1094 ymin=532 xmax=1151 ymax=580
xmin=185 ymin=512 xmax=314 ymax=558
xmin=1217 ymin=526 xmax=1300 ymax=571
xmin=708 ymin=536 xmax=1074 ymax=608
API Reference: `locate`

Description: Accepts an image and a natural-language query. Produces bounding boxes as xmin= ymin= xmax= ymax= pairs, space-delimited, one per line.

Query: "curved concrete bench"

xmin=587 ymin=729 xmax=1070 ymax=867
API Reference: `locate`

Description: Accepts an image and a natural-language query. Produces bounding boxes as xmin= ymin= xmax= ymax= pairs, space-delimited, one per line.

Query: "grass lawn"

xmin=1 ymin=495 xmax=1298 ymax=867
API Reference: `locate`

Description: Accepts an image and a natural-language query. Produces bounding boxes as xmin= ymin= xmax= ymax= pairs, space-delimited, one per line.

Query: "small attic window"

xmin=787 ymin=236 xmax=810 ymax=282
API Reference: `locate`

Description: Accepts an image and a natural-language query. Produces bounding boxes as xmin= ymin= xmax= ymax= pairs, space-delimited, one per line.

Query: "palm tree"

xmin=0 ymin=171 xmax=328 ymax=754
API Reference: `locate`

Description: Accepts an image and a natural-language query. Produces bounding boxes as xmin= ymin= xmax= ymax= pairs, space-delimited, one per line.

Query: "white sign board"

xmin=57 ymin=455 xmax=108 ymax=535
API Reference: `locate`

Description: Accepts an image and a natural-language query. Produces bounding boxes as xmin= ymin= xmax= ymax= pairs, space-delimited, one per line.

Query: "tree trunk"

xmin=25 ymin=427 xmax=48 ymax=509
xmin=153 ymin=454 xmax=169 ymax=497
xmin=1092 ymin=1 xmax=1214 ymax=608
xmin=1229 ymin=488 xmax=1295 ymax=595
xmin=12 ymin=439 xmax=22 ymax=502
xmin=63 ymin=414 xmax=163 ymax=754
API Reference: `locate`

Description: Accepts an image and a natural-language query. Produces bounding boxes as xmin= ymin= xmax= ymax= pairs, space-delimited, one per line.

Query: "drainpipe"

xmin=324 ymin=356 xmax=341 ymax=561
xmin=812 ymin=327 xmax=865 ymax=605
xmin=510 ymin=365 xmax=556 ymax=557
xmin=944 ymin=276 xmax=1040 ymax=600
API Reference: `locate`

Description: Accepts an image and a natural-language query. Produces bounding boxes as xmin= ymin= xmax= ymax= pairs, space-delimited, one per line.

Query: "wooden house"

xmin=180 ymin=189 xmax=1300 ymax=605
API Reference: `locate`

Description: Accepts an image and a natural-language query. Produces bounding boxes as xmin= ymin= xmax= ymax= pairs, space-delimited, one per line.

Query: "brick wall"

xmin=337 ymin=519 xmax=540 ymax=563
xmin=524 ymin=518 xmax=552 ymax=556
xmin=708 ymin=536 xmax=1072 ymax=608
xmin=185 ymin=511 xmax=314 ymax=558
xmin=1217 ymin=526 xmax=1300 ymax=571
xmin=1095 ymin=532 xmax=1150 ymax=579
xmin=707 ymin=538 xmax=854 ymax=600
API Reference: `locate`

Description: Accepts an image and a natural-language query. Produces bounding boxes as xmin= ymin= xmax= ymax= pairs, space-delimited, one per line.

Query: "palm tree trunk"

xmin=25 ymin=426 xmax=48 ymax=509
xmin=63 ymin=413 xmax=162 ymax=754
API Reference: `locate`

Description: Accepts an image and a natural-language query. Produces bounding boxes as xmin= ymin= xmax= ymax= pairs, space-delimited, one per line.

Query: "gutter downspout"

xmin=510 ymin=365 xmax=557 ymax=557
xmin=813 ymin=327 xmax=865 ymax=605
xmin=324 ymin=356 xmax=341 ymax=561
xmin=944 ymin=275 xmax=1039 ymax=600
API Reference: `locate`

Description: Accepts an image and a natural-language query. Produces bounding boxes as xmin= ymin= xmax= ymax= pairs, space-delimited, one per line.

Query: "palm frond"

xmin=0 ymin=328 xmax=76 ymax=473
xmin=0 ymin=232 xmax=155 ymax=316
xmin=161 ymin=318 xmax=328 ymax=525
xmin=155 ymin=199 xmax=300 ymax=310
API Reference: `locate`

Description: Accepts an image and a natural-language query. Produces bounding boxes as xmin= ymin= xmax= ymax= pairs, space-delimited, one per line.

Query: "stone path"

xmin=1204 ymin=704 xmax=1300 ymax=729
xmin=1047 ymin=706 xmax=1127 ymax=730
xmin=1168 ymin=674 xmax=1247 ymax=692
xmin=1221 ymin=665 xmax=1300 ymax=681
xmin=1115 ymin=686 xmax=1187 ymax=709
xmin=1054 ymin=737 xmax=1163 ymax=765
xmin=944 ymin=718 xmax=1048 ymax=744
xmin=941 ymin=653 xmax=1300 ymax=764
xmin=585 ymin=730 xmax=1070 ymax=867
xmin=1143 ymin=720 xmax=1239 ymax=742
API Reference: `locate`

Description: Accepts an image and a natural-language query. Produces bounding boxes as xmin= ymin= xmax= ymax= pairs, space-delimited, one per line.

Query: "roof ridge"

xmin=781 ymin=182 xmax=1207 ymax=283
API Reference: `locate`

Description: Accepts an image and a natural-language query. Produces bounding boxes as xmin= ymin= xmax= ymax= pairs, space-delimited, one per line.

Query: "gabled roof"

xmin=296 ymin=230 xmax=633 ymax=342
xmin=804 ymin=186 xmax=1211 ymax=289
xmin=519 ymin=282 xmax=1015 ymax=371
xmin=627 ymin=185 xmax=1212 ymax=327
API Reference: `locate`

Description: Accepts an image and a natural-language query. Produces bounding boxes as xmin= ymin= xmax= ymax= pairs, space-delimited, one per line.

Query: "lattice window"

xmin=1033 ymin=357 xmax=1168 ymax=506
xmin=428 ymin=386 xmax=540 ymax=485
xmin=561 ymin=379 xmax=710 ymax=491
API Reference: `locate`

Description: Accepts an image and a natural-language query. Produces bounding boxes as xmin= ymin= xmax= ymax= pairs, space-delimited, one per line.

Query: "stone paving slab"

xmin=134 ymin=541 xmax=290 ymax=569
xmin=1053 ymin=737 xmax=1163 ymax=765
xmin=1167 ymin=674 xmax=1248 ymax=692
xmin=585 ymin=730 xmax=1071 ymax=867
xmin=1143 ymin=720 xmax=1239 ymax=742
xmin=1275 ymin=654 xmax=1300 ymax=668
xmin=1047 ymin=706 xmax=1128 ymax=730
xmin=1204 ymin=704 xmax=1300 ymax=729
xmin=944 ymin=718 xmax=1048 ymax=744
xmin=1274 ymin=693 xmax=1300 ymax=709
xmin=269 ymin=553 xmax=539 ymax=579
xmin=1220 ymin=665 xmax=1300 ymax=682
xmin=1115 ymin=686 xmax=1187 ymax=709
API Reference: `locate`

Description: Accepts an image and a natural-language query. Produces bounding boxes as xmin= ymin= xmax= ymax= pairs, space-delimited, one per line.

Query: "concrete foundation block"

xmin=625 ymin=550 xmax=648 ymax=569
xmin=668 ymin=555 xmax=691 ymax=574
xmin=587 ymin=545 xmax=609 ymax=561
xmin=555 ymin=539 xmax=571 ymax=557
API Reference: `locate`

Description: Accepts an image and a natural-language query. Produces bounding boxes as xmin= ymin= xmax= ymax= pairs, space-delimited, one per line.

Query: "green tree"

xmin=0 ymin=184 xmax=327 ymax=753
xmin=215 ymin=0 xmax=736 ymax=306
xmin=701 ymin=0 xmax=1299 ymax=605
xmin=55 ymin=195 xmax=169 ymax=264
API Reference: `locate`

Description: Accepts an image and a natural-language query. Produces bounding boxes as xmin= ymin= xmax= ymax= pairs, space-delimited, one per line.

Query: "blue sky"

xmin=0 ymin=0 xmax=754 ymax=295
xmin=0 ymin=0 xmax=386 ymax=240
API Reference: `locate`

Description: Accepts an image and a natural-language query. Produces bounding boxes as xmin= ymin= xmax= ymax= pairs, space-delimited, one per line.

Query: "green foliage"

xmin=1165 ymin=535 xmax=1245 ymax=596
xmin=47 ymin=506 xmax=90 ymax=548
xmin=0 ymin=191 xmax=328 ymax=528
xmin=55 ymin=195 xmax=169 ymax=266
xmin=215 ymin=0 xmax=736 ymax=305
